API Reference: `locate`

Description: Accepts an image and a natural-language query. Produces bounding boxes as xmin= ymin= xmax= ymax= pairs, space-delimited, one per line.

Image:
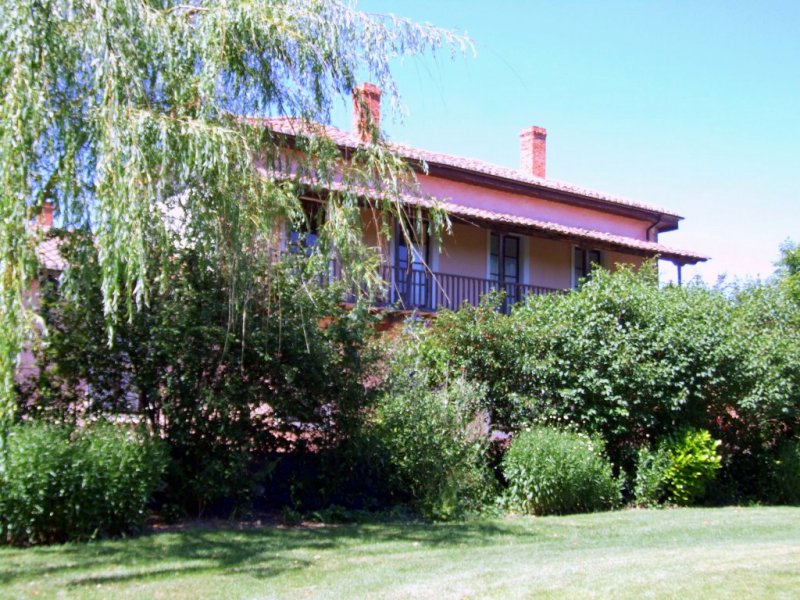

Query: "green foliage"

xmin=772 ymin=441 xmax=800 ymax=504
xmin=373 ymin=374 xmax=494 ymax=520
xmin=501 ymin=427 xmax=621 ymax=516
xmin=406 ymin=263 xmax=800 ymax=499
xmin=280 ymin=507 xmax=303 ymax=527
xmin=663 ymin=429 xmax=722 ymax=506
xmin=633 ymin=445 xmax=671 ymax=508
xmin=776 ymin=239 xmax=800 ymax=305
xmin=0 ymin=421 xmax=166 ymax=545
xmin=710 ymin=281 xmax=800 ymax=498
xmin=22 ymin=238 xmax=379 ymax=515
xmin=308 ymin=504 xmax=356 ymax=524
xmin=0 ymin=0 xmax=468 ymax=431
xmin=635 ymin=429 xmax=721 ymax=507
xmin=416 ymin=266 xmax=731 ymax=441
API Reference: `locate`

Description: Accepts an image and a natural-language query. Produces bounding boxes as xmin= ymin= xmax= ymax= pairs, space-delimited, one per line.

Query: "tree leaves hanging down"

xmin=0 ymin=0 xmax=471 ymax=417
xmin=21 ymin=233 xmax=381 ymax=514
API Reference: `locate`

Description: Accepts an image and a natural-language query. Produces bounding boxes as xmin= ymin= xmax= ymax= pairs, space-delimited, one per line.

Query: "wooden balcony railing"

xmin=328 ymin=260 xmax=563 ymax=313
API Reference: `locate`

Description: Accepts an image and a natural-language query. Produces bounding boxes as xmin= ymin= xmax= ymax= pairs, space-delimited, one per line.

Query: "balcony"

xmin=328 ymin=261 xmax=563 ymax=313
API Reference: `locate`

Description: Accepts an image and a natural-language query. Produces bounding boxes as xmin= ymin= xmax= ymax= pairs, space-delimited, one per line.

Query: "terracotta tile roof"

xmin=406 ymin=196 xmax=707 ymax=264
xmin=258 ymin=117 xmax=681 ymax=218
xmin=264 ymin=170 xmax=707 ymax=264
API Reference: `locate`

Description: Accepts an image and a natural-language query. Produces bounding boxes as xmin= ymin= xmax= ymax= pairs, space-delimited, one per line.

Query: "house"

xmin=16 ymin=84 xmax=706 ymax=389
xmin=259 ymin=83 xmax=706 ymax=313
xmin=25 ymin=83 xmax=707 ymax=322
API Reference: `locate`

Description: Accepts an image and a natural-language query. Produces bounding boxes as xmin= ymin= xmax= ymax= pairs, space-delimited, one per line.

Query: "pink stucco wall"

xmin=606 ymin=250 xmax=645 ymax=272
xmin=360 ymin=207 xmax=391 ymax=254
xmin=438 ymin=222 xmax=488 ymax=279
xmin=528 ymin=237 xmax=573 ymax=289
xmin=417 ymin=174 xmax=650 ymax=240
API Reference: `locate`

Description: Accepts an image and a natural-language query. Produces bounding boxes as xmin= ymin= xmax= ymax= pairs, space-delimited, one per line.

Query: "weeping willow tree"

xmin=0 ymin=0 xmax=470 ymax=427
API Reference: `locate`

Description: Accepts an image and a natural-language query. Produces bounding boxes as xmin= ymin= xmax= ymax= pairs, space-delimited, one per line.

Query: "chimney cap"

xmin=354 ymin=82 xmax=381 ymax=97
xmin=520 ymin=125 xmax=547 ymax=138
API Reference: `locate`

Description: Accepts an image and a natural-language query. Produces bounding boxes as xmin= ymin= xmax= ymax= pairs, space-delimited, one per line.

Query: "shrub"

xmin=410 ymin=266 xmax=740 ymax=464
xmin=633 ymin=445 xmax=671 ymax=508
xmin=634 ymin=428 xmax=721 ymax=507
xmin=22 ymin=240 xmax=380 ymax=516
xmin=0 ymin=421 xmax=166 ymax=545
xmin=773 ymin=441 xmax=800 ymax=504
xmin=405 ymin=264 xmax=800 ymax=501
xmin=280 ymin=507 xmax=303 ymax=527
xmin=374 ymin=375 xmax=494 ymax=520
xmin=664 ymin=429 xmax=722 ymax=505
xmin=502 ymin=427 xmax=621 ymax=516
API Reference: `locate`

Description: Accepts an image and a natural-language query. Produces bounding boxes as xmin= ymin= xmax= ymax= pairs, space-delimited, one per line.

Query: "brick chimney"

xmin=352 ymin=82 xmax=381 ymax=143
xmin=37 ymin=201 xmax=54 ymax=230
xmin=519 ymin=126 xmax=547 ymax=178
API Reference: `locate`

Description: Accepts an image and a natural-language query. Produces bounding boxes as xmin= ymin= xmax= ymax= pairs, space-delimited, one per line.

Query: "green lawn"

xmin=1 ymin=507 xmax=798 ymax=599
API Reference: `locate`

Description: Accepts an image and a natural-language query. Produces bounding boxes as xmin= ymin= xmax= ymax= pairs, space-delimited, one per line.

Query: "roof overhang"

xmin=419 ymin=162 xmax=684 ymax=234
xmin=254 ymin=119 xmax=706 ymax=266
xmin=289 ymin=180 xmax=708 ymax=266
xmin=417 ymin=199 xmax=706 ymax=266
xmin=255 ymin=118 xmax=684 ymax=228
xmin=447 ymin=212 xmax=704 ymax=265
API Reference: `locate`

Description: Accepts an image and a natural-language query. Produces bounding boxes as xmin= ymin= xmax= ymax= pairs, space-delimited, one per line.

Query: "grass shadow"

xmin=0 ymin=517 xmax=545 ymax=589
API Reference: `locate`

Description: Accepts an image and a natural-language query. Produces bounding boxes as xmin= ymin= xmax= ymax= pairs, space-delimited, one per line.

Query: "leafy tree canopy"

xmin=777 ymin=239 xmax=800 ymax=304
xmin=0 ymin=0 xmax=469 ymax=420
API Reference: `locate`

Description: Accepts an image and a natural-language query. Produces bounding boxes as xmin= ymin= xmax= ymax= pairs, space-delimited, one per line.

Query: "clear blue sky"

xmin=332 ymin=0 xmax=800 ymax=284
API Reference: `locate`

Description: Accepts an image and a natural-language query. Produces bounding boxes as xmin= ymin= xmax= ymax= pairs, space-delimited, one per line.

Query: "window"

xmin=573 ymin=247 xmax=602 ymax=287
xmin=289 ymin=199 xmax=324 ymax=254
xmin=395 ymin=223 xmax=431 ymax=308
xmin=490 ymin=233 xmax=521 ymax=305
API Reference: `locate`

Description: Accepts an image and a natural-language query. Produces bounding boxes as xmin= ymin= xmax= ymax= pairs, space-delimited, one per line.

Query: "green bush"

xmin=634 ymin=428 xmax=721 ymax=507
xmin=22 ymin=239 xmax=380 ymax=516
xmin=502 ymin=427 xmax=621 ymax=516
xmin=773 ymin=441 xmax=800 ymax=504
xmin=405 ymin=264 xmax=800 ymax=501
xmin=374 ymin=375 xmax=494 ymax=520
xmin=0 ymin=421 xmax=167 ymax=545
xmin=664 ymin=429 xmax=722 ymax=505
xmin=633 ymin=445 xmax=671 ymax=508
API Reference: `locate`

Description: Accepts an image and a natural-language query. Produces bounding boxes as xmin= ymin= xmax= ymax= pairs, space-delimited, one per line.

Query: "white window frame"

xmin=571 ymin=245 xmax=604 ymax=288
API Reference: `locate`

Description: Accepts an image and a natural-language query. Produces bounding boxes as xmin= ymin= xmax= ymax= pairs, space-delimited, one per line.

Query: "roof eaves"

xmin=256 ymin=117 xmax=683 ymax=221
xmin=420 ymin=161 xmax=684 ymax=226
xmin=271 ymin=169 xmax=708 ymax=265
xmin=414 ymin=199 xmax=707 ymax=265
